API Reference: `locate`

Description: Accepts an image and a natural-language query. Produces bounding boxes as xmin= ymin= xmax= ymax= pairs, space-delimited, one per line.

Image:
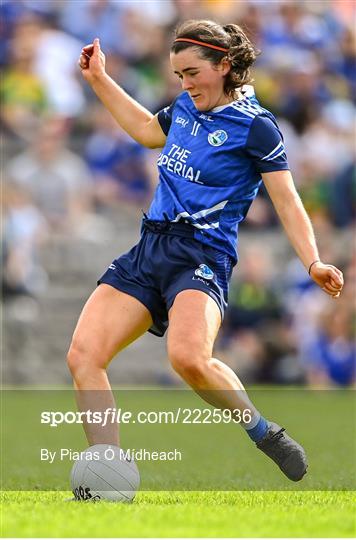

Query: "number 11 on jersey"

xmin=191 ymin=121 xmax=201 ymax=136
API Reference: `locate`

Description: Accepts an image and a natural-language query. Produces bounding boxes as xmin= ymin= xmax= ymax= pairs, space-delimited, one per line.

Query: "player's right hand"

xmin=78 ymin=38 xmax=106 ymax=83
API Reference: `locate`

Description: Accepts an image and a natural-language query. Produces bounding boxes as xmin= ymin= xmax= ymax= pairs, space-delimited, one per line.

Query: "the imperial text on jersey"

xmin=158 ymin=144 xmax=203 ymax=184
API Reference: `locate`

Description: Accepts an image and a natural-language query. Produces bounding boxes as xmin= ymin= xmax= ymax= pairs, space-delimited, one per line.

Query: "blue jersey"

xmin=149 ymin=88 xmax=289 ymax=263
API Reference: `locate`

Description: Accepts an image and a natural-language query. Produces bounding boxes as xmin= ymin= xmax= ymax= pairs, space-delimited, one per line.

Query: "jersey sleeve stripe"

xmin=264 ymin=148 xmax=287 ymax=161
xmin=260 ymin=141 xmax=283 ymax=161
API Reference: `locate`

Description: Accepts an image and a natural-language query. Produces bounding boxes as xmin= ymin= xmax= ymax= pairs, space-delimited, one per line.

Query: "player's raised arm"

xmin=78 ymin=38 xmax=166 ymax=149
xmin=262 ymin=169 xmax=344 ymax=298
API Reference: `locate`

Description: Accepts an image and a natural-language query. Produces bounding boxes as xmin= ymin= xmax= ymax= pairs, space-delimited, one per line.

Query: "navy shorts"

xmin=98 ymin=220 xmax=234 ymax=337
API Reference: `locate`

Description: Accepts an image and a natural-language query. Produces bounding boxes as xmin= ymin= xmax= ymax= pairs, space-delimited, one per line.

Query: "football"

xmin=70 ymin=444 xmax=140 ymax=502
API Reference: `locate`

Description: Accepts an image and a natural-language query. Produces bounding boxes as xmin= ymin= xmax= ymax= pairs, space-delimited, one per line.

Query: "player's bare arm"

xmin=78 ymin=38 xmax=166 ymax=149
xmin=262 ymin=169 xmax=344 ymax=298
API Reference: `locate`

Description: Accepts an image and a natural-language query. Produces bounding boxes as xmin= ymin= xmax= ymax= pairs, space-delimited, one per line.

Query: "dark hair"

xmin=171 ymin=20 xmax=260 ymax=97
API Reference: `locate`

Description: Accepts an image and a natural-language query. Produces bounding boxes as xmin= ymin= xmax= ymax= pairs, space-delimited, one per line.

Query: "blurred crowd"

xmin=2 ymin=0 xmax=355 ymax=386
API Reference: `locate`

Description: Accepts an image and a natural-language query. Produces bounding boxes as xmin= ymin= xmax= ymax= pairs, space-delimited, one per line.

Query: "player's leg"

xmin=167 ymin=289 xmax=307 ymax=481
xmin=167 ymin=289 xmax=263 ymax=427
xmin=67 ymin=283 xmax=152 ymax=445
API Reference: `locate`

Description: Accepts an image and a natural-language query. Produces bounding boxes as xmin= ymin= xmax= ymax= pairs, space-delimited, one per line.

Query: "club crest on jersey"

xmin=194 ymin=264 xmax=214 ymax=280
xmin=208 ymin=130 xmax=228 ymax=146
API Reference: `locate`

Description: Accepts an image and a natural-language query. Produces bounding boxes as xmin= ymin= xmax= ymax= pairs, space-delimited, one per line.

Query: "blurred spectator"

xmin=243 ymin=184 xmax=278 ymax=229
xmin=282 ymin=235 xmax=355 ymax=388
xmin=301 ymin=101 xmax=355 ymax=177
xmin=0 ymin=0 xmax=27 ymax=68
xmin=85 ymin=106 xmax=152 ymax=210
xmin=262 ymin=2 xmax=333 ymax=52
xmin=59 ymin=0 xmax=123 ymax=55
xmin=301 ymin=257 xmax=356 ymax=387
xmin=1 ymin=13 xmax=48 ymax=140
xmin=224 ymin=247 xmax=282 ymax=332
xmin=305 ymin=302 xmax=355 ymax=387
xmin=327 ymin=25 xmax=356 ymax=102
xmin=278 ymin=58 xmax=331 ymax=134
xmin=125 ymin=0 xmax=176 ymax=26
xmin=330 ymin=161 xmax=356 ymax=228
xmin=2 ymin=181 xmax=48 ymax=298
xmin=216 ymin=246 xmax=301 ymax=384
xmin=154 ymin=57 xmax=182 ymax=111
xmin=128 ymin=19 xmax=167 ymax=107
xmin=32 ymin=16 xmax=85 ymax=117
xmin=6 ymin=116 xmax=93 ymax=234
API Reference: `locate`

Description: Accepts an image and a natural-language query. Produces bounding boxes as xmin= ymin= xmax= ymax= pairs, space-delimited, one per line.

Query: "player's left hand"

xmin=309 ymin=262 xmax=344 ymax=299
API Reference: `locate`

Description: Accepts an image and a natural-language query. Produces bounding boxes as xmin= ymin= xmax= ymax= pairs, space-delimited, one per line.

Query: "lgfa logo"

xmin=208 ymin=130 xmax=228 ymax=146
xmin=194 ymin=264 xmax=214 ymax=280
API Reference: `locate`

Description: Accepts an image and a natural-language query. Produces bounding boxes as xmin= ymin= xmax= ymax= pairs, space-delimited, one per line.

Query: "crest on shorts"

xmin=194 ymin=264 xmax=214 ymax=280
xmin=208 ymin=129 xmax=228 ymax=146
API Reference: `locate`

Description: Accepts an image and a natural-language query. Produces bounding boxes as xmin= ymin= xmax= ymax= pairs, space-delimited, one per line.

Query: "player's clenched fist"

xmin=309 ymin=262 xmax=344 ymax=299
xmin=78 ymin=38 xmax=106 ymax=83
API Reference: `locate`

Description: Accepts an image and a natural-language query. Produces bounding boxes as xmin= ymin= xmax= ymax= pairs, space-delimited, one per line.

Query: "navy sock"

xmin=245 ymin=416 xmax=269 ymax=442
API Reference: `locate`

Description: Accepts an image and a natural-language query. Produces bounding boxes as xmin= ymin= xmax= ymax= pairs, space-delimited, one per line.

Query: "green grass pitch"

xmin=1 ymin=490 xmax=355 ymax=537
xmin=2 ymin=388 xmax=355 ymax=537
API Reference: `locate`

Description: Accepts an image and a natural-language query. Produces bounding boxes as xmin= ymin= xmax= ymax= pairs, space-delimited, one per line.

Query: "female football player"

xmin=70 ymin=20 xmax=344 ymax=481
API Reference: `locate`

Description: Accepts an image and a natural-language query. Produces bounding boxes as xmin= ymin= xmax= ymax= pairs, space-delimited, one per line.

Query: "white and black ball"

xmin=70 ymin=444 xmax=140 ymax=502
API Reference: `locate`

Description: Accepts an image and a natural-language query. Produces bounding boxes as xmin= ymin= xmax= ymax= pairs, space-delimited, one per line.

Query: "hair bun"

xmin=223 ymin=23 xmax=245 ymax=47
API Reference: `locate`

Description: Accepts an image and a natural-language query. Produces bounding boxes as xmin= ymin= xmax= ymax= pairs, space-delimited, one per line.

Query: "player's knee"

xmin=66 ymin=339 xmax=104 ymax=379
xmin=169 ymin=344 xmax=208 ymax=385
xmin=66 ymin=341 xmax=84 ymax=377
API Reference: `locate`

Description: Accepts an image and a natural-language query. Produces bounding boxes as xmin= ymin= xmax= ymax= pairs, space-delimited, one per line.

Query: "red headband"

xmin=173 ymin=38 xmax=229 ymax=53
